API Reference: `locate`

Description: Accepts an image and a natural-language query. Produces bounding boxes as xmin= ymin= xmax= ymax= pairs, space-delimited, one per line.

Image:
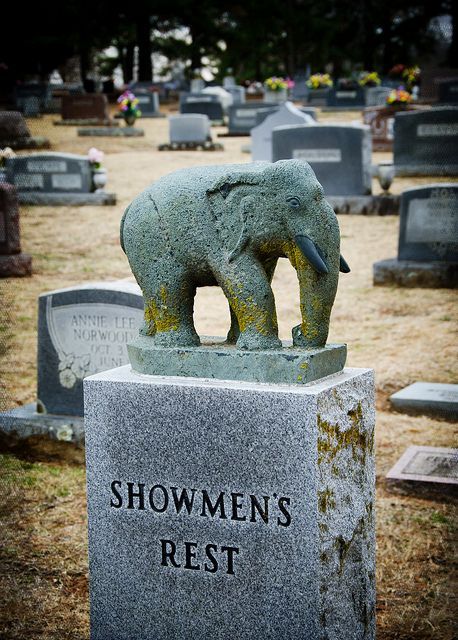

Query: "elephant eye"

xmin=287 ymin=196 xmax=301 ymax=209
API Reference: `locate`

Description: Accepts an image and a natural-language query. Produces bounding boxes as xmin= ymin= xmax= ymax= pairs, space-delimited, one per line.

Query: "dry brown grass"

xmin=0 ymin=105 xmax=457 ymax=639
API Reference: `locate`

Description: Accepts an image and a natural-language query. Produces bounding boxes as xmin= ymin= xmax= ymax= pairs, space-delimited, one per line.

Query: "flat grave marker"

xmin=386 ymin=446 xmax=457 ymax=494
xmin=390 ymin=382 xmax=458 ymax=419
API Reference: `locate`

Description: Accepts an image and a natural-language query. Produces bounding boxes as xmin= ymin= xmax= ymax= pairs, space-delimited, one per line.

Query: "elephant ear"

xmin=206 ymin=168 xmax=264 ymax=199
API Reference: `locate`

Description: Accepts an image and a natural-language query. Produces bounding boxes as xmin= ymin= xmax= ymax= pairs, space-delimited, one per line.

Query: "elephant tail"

xmin=119 ymin=204 xmax=130 ymax=254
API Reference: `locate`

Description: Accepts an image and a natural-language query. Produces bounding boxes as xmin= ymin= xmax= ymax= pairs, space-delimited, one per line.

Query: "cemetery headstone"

xmin=0 ymin=182 xmax=32 ymax=277
xmin=202 ymin=87 xmax=233 ymax=112
xmin=135 ymin=91 xmax=163 ymax=117
xmin=5 ymin=152 xmax=116 ymax=205
xmin=326 ymin=86 xmax=365 ymax=108
xmin=437 ymin=78 xmax=458 ymax=104
xmin=363 ymin=105 xmax=426 ymax=151
xmin=223 ymin=75 xmax=236 ymax=88
xmin=373 ymin=184 xmax=458 ymax=288
xmin=386 ymin=446 xmax=457 ymax=495
xmin=251 ymin=102 xmax=316 ymax=162
xmin=225 ymin=102 xmax=280 ymax=135
xmin=190 ymin=78 xmax=205 ymax=92
xmin=84 ymin=160 xmax=375 ymax=638
xmin=272 ymin=124 xmax=372 ymax=195
xmin=159 ymin=115 xmax=223 ymax=151
xmin=180 ymin=93 xmax=224 ymax=122
xmin=290 ymin=75 xmax=309 ymax=101
xmin=393 ymin=107 xmax=458 ymax=176
xmin=307 ymin=88 xmax=330 ymax=106
xmin=0 ymin=281 xmax=144 ymax=442
xmin=390 ymin=382 xmax=458 ymax=420
xmin=14 ymin=83 xmax=51 ymax=115
xmin=58 ymin=94 xmax=112 ymax=125
xmin=0 ymin=111 xmax=50 ymax=150
xmin=225 ymin=85 xmax=246 ymax=104
xmin=364 ymin=86 xmax=392 ymax=107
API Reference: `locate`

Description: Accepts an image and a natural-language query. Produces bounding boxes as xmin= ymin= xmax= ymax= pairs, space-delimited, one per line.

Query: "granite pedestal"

xmin=85 ymin=365 xmax=375 ymax=640
xmin=77 ymin=127 xmax=144 ymax=137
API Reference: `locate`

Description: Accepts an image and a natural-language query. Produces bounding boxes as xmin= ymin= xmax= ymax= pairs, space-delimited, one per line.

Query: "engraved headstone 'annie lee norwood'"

xmin=84 ymin=159 xmax=375 ymax=639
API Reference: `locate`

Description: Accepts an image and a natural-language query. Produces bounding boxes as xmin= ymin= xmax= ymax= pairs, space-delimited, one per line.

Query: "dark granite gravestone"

xmin=0 ymin=281 xmax=144 ymax=442
xmin=386 ymin=446 xmax=457 ymax=495
xmin=326 ymin=87 xmax=365 ymax=108
xmin=363 ymin=105 xmax=426 ymax=151
xmin=272 ymin=124 xmax=372 ymax=195
xmin=179 ymin=93 xmax=224 ymax=122
xmin=4 ymin=152 xmax=116 ymax=205
xmin=59 ymin=94 xmax=111 ymax=124
xmin=393 ymin=107 xmax=458 ymax=176
xmin=373 ymin=184 xmax=458 ymax=288
xmin=390 ymin=382 xmax=458 ymax=419
xmin=0 ymin=111 xmax=50 ymax=150
xmin=0 ymin=183 xmax=32 ymax=277
xmin=135 ymin=91 xmax=162 ymax=117
xmin=14 ymin=83 xmax=51 ymax=115
xmin=437 ymin=79 xmax=458 ymax=104
xmin=224 ymin=102 xmax=280 ymax=135
xmin=307 ymin=88 xmax=331 ymax=106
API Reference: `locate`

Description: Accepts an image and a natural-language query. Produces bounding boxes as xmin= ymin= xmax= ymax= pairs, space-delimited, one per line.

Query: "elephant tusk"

xmin=294 ymin=235 xmax=329 ymax=274
xmin=339 ymin=254 xmax=351 ymax=273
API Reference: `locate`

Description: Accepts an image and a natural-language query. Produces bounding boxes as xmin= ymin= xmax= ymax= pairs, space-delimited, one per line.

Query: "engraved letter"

xmin=231 ymin=493 xmax=246 ymax=521
xmin=201 ymin=490 xmax=227 ymax=519
xmin=127 ymin=482 xmax=145 ymax=510
xmin=149 ymin=485 xmax=169 ymax=513
xmin=277 ymin=497 xmax=292 ymax=527
xmin=160 ymin=539 xmax=181 ymax=568
xmin=110 ymin=480 xmax=123 ymax=508
xmin=184 ymin=542 xmax=200 ymax=570
xmin=221 ymin=546 xmax=240 ymax=575
xmin=204 ymin=544 xmax=219 ymax=573
xmin=170 ymin=487 xmax=196 ymax=515
xmin=250 ymin=495 xmax=269 ymax=524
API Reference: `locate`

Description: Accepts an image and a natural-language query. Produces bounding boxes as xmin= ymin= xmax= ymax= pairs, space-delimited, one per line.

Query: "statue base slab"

xmin=128 ymin=336 xmax=346 ymax=385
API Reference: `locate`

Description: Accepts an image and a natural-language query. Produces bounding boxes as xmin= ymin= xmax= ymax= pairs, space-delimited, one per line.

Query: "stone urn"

xmin=92 ymin=168 xmax=107 ymax=192
xmin=264 ymin=89 xmax=287 ymax=103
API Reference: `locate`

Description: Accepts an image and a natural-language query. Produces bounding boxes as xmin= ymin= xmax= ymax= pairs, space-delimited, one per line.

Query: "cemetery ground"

xmin=0 ymin=108 xmax=457 ymax=640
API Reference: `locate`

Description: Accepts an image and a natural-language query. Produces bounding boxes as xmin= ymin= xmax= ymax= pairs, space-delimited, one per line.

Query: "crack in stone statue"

xmin=121 ymin=159 xmax=349 ymax=351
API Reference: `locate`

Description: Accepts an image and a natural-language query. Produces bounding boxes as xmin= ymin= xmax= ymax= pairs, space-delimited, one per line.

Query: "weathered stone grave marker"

xmin=390 ymin=382 xmax=458 ymax=419
xmin=393 ymin=107 xmax=458 ymax=176
xmin=84 ymin=160 xmax=376 ymax=639
xmin=373 ymin=184 xmax=458 ymax=287
xmin=224 ymin=102 xmax=279 ymax=135
xmin=0 ymin=183 xmax=32 ymax=277
xmin=57 ymin=94 xmax=113 ymax=125
xmin=251 ymin=101 xmax=315 ymax=162
xmin=5 ymin=152 xmax=116 ymax=205
xmin=0 ymin=281 xmax=143 ymax=442
xmin=0 ymin=111 xmax=50 ymax=149
xmin=179 ymin=93 xmax=224 ymax=123
xmin=386 ymin=446 xmax=457 ymax=494
xmin=326 ymin=86 xmax=365 ymax=108
xmin=272 ymin=123 xmax=372 ymax=196
xmin=158 ymin=115 xmax=223 ymax=151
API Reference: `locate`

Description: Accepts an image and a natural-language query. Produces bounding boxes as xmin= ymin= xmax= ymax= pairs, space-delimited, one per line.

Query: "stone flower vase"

xmin=124 ymin=113 xmax=137 ymax=126
xmin=92 ymin=168 xmax=107 ymax=192
xmin=264 ymin=89 xmax=287 ymax=103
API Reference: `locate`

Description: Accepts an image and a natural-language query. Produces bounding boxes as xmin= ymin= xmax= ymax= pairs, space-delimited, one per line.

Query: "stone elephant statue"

xmin=121 ymin=159 xmax=349 ymax=350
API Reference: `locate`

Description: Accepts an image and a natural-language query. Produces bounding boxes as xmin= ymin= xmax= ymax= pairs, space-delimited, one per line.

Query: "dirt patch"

xmin=0 ymin=105 xmax=457 ymax=638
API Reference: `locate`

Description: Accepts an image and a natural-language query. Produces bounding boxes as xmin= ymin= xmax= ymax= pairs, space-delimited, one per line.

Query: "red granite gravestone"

xmin=61 ymin=94 xmax=109 ymax=121
xmin=0 ymin=183 xmax=32 ymax=277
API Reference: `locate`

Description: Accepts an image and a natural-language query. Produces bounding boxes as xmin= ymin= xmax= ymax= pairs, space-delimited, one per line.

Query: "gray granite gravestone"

xmin=85 ymin=366 xmax=375 ymax=640
xmin=0 ymin=281 xmax=144 ymax=442
xmin=251 ymin=102 xmax=316 ymax=162
xmin=437 ymin=79 xmax=458 ymax=104
xmin=225 ymin=85 xmax=246 ymax=104
xmin=179 ymin=93 xmax=224 ymax=122
xmin=373 ymin=184 xmax=458 ymax=288
xmin=0 ymin=182 xmax=32 ymax=277
xmin=390 ymin=382 xmax=458 ymax=419
xmin=365 ymin=86 xmax=392 ymax=107
xmin=386 ymin=446 xmax=457 ymax=494
xmin=14 ymin=83 xmax=51 ymax=114
xmin=326 ymin=87 xmax=365 ymax=108
xmin=0 ymin=111 xmax=50 ymax=150
xmin=158 ymin=115 xmax=223 ymax=151
xmin=291 ymin=75 xmax=309 ymax=101
xmin=225 ymin=102 xmax=279 ymax=135
xmin=4 ymin=152 xmax=116 ymax=205
xmin=272 ymin=123 xmax=372 ymax=195
xmin=135 ymin=91 xmax=163 ymax=117
xmin=393 ymin=107 xmax=458 ymax=176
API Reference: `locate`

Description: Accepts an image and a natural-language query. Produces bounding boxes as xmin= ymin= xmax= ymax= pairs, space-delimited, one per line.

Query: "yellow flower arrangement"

xmin=386 ymin=88 xmax=412 ymax=106
xmin=359 ymin=71 xmax=381 ymax=87
xmin=306 ymin=73 xmax=333 ymax=89
xmin=264 ymin=76 xmax=288 ymax=92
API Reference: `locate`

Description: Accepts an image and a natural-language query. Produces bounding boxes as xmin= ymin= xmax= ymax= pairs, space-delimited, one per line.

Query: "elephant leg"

xmin=139 ymin=267 xmax=200 ymax=347
xmin=216 ymin=256 xmax=281 ymax=351
xmin=290 ymin=250 xmax=338 ymax=348
xmin=226 ymin=257 xmax=278 ymax=345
